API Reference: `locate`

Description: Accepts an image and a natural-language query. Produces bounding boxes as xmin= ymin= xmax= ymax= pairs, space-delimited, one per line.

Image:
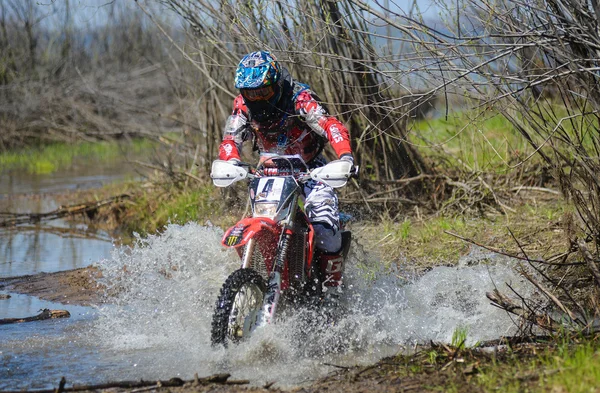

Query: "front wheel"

xmin=211 ymin=268 xmax=267 ymax=346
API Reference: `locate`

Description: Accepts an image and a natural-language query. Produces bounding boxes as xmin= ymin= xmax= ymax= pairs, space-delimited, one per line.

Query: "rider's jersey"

xmin=218 ymin=82 xmax=352 ymax=164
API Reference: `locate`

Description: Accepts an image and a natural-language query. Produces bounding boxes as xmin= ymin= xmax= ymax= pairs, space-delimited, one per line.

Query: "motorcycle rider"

xmin=217 ymin=50 xmax=355 ymax=293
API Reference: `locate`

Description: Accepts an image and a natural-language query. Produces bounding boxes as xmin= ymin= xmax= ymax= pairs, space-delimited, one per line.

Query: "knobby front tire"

xmin=210 ymin=268 xmax=267 ymax=347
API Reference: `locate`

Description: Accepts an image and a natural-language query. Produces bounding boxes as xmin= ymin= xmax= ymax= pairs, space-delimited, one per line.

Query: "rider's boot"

xmin=315 ymin=230 xmax=352 ymax=307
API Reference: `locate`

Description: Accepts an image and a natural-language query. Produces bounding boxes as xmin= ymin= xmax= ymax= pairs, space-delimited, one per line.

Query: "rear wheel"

xmin=211 ymin=268 xmax=267 ymax=346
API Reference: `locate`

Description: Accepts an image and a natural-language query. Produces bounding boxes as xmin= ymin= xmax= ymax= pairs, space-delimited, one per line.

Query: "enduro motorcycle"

xmin=209 ymin=154 xmax=356 ymax=346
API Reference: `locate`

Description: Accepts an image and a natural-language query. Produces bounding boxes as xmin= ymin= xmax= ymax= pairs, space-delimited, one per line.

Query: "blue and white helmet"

xmin=234 ymin=51 xmax=281 ymax=89
xmin=234 ymin=51 xmax=286 ymax=122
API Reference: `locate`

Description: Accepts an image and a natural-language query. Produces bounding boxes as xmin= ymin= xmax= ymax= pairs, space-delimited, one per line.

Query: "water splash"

xmin=91 ymin=223 xmax=534 ymax=387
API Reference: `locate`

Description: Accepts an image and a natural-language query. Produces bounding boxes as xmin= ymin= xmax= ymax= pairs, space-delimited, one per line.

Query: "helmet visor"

xmin=240 ymin=85 xmax=276 ymax=102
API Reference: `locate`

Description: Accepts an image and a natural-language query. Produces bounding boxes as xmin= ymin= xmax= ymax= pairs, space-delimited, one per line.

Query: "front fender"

xmin=222 ymin=217 xmax=281 ymax=248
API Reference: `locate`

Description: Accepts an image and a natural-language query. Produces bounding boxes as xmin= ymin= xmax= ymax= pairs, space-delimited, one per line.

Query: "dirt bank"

xmin=0 ymin=267 xmax=105 ymax=306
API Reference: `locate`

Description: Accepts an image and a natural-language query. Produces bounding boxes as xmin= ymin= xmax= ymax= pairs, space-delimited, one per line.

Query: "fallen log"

xmin=2 ymin=224 xmax=112 ymax=242
xmin=0 ymin=309 xmax=70 ymax=325
xmin=0 ymin=374 xmax=249 ymax=393
xmin=0 ymin=194 xmax=131 ymax=227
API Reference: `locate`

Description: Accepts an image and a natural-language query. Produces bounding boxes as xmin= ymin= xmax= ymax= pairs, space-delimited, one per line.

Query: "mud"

xmin=0 ymin=267 xmax=105 ymax=306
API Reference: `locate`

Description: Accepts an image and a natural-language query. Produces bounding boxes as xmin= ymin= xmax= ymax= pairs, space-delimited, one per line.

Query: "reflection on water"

xmin=0 ymin=292 xmax=91 ymax=320
xmin=0 ymin=224 xmax=114 ymax=278
xmin=0 ymin=159 xmax=142 ymax=196
xmin=0 ymin=156 xmax=141 ymax=278
xmin=0 ymin=192 xmax=115 ymax=277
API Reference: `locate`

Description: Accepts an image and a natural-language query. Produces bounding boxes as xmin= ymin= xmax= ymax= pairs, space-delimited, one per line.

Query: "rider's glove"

xmin=340 ymin=154 xmax=359 ymax=177
xmin=340 ymin=154 xmax=354 ymax=165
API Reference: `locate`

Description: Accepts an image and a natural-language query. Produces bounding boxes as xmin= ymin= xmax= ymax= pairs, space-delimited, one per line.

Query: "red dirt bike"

xmin=209 ymin=154 xmax=356 ymax=346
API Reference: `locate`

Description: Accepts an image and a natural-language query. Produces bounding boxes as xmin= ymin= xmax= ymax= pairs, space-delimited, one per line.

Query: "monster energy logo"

xmin=226 ymin=235 xmax=239 ymax=246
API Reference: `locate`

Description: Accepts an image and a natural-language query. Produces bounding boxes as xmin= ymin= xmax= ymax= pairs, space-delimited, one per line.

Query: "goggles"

xmin=240 ymin=85 xmax=276 ymax=102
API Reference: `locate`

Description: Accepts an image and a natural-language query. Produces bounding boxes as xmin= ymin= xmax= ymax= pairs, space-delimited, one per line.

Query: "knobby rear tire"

xmin=210 ymin=268 xmax=267 ymax=347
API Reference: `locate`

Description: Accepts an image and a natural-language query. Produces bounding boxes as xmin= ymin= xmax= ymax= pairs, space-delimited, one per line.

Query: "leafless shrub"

xmin=1 ymin=0 xmax=530 ymax=213
xmin=0 ymin=0 xmax=185 ymax=149
xmin=7 ymin=0 xmax=600 ymax=227
xmin=450 ymin=0 xmax=600 ymax=329
xmin=158 ymin=0 xmax=433 ymax=189
xmin=333 ymin=0 xmax=600 ymax=330
xmin=157 ymin=0 xmax=564 ymax=211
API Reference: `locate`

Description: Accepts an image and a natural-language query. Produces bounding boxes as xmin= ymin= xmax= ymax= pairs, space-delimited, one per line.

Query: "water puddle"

xmin=0 ymin=294 xmax=101 ymax=390
xmin=0 ymin=155 xmax=133 ymax=388
xmin=0 ymin=224 xmax=113 ymax=278
xmin=0 ymin=292 xmax=91 ymax=321
xmin=0 ymin=202 xmax=115 ymax=277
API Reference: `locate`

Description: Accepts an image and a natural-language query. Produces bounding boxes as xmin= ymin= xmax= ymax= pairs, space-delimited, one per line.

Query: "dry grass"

xmin=353 ymin=192 xmax=574 ymax=273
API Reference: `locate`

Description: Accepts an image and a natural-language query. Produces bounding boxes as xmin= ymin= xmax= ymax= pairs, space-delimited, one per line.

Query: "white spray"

xmin=91 ymin=222 xmax=534 ymax=387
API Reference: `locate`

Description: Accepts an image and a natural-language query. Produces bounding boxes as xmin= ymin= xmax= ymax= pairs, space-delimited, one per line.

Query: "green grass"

xmin=382 ymin=333 xmax=600 ymax=392
xmin=368 ymin=214 xmax=470 ymax=267
xmin=0 ymin=139 xmax=155 ymax=174
xmin=539 ymin=341 xmax=600 ymax=392
xmin=357 ymin=199 xmax=574 ymax=271
xmin=117 ymin=184 xmax=236 ymax=239
xmin=451 ymin=326 xmax=469 ymax=350
xmin=410 ymin=110 xmax=534 ymax=173
xmin=473 ymin=339 xmax=600 ymax=392
xmin=357 ymin=335 xmax=600 ymax=392
xmin=411 ymin=102 xmax=600 ymax=176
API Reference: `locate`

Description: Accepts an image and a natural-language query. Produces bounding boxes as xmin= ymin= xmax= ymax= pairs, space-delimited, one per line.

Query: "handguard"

xmin=210 ymin=160 xmax=249 ymax=187
xmin=310 ymin=159 xmax=356 ymax=188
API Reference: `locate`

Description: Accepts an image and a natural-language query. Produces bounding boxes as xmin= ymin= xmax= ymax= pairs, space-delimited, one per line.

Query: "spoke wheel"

xmin=211 ymin=268 xmax=267 ymax=347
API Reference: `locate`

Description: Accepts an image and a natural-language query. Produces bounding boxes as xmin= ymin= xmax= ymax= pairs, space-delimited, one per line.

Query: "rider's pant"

xmin=303 ymin=156 xmax=347 ymax=288
xmin=304 ymin=179 xmax=341 ymax=253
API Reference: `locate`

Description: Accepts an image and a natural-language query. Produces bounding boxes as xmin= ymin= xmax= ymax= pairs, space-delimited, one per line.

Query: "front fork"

xmin=241 ymin=238 xmax=256 ymax=269
xmin=259 ymin=226 xmax=293 ymax=325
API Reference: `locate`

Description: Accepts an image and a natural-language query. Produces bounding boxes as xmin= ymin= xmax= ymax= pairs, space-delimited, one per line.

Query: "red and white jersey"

xmin=218 ymin=88 xmax=352 ymax=163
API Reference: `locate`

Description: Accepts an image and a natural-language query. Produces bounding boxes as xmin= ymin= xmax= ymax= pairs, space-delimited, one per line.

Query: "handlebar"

xmin=211 ymin=156 xmax=355 ymax=189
